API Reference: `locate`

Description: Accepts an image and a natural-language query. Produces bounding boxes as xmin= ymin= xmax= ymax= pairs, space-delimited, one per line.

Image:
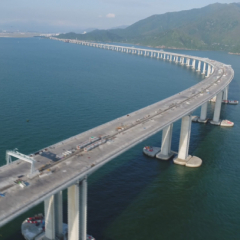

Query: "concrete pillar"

xmin=207 ymin=64 xmax=211 ymax=77
xmin=169 ymin=55 xmax=172 ymax=62
xmin=202 ymin=62 xmax=206 ymax=75
xmin=181 ymin=57 xmax=185 ymax=65
xmin=54 ymin=191 xmax=63 ymax=238
xmin=157 ymin=52 xmax=160 ymax=59
xmin=156 ymin=124 xmax=174 ymax=160
xmin=126 ymin=49 xmax=128 ymax=53
xmin=211 ymin=91 xmax=223 ymax=125
xmin=79 ymin=178 xmax=87 ymax=240
xmin=197 ymin=60 xmax=201 ymax=72
xmin=68 ymin=178 xmax=88 ymax=240
xmin=68 ymin=184 xmax=80 ymax=240
xmin=192 ymin=59 xmax=196 ymax=69
xmin=44 ymin=196 xmax=56 ymax=240
xmin=151 ymin=51 xmax=153 ymax=57
xmin=198 ymin=102 xmax=208 ymax=123
xmin=223 ymin=85 xmax=229 ymax=101
xmin=161 ymin=53 xmax=163 ymax=58
xmin=164 ymin=54 xmax=166 ymax=60
xmin=177 ymin=115 xmax=192 ymax=160
xmin=144 ymin=51 xmax=147 ymax=56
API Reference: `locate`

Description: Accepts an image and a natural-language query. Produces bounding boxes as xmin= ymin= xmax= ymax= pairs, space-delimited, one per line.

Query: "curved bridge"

xmin=0 ymin=39 xmax=234 ymax=240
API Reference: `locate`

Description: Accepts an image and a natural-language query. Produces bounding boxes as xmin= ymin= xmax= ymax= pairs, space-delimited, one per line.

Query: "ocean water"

xmin=0 ymin=38 xmax=240 ymax=240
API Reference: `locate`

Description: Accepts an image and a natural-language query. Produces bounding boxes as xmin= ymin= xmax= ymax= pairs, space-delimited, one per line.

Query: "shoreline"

xmin=52 ymin=37 xmax=238 ymax=54
xmin=228 ymin=52 xmax=240 ymax=55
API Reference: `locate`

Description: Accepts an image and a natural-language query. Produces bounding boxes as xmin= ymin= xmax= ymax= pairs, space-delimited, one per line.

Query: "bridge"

xmin=0 ymin=39 xmax=234 ymax=240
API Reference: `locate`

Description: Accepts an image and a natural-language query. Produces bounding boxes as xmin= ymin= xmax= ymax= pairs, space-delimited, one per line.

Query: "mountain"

xmin=57 ymin=3 xmax=240 ymax=53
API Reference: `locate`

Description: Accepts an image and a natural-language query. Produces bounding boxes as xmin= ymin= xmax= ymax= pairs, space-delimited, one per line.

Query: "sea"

xmin=0 ymin=37 xmax=240 ymax=240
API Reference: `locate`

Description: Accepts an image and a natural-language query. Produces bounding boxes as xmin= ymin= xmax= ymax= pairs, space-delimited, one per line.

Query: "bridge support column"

xmin=223 ymin=85 xmax=229 ymax=101
xmin=198 ymin=102 xmax=208 ymax=123
xmin=55 ymin=191 xmax=63 ymax=239
xmin=156 ymin=124 xmax=174 ymax=160
xmin=192 ymin=59 xmax=196 ymax=69
xmin=174 ymin=115 xmax=202 ymax=167
xmin=144 ymin=51 xmax=147 ymax=56
xmin=68 ymin=184 xmax=80 ymax=240
xmin=202 ymin=62 xmax=206 ymax=75
xmin=197 ymin=60 xmax=201 ymax=72
xmin=210 ymin=91 xmax=223 ymax=125
xmin=207 ymin=64 xmax=211 ymax=77
xmin=157 ymin=52 xmax=160 ymax=59
xmin=181 ymin=57 xmax=184 ymax=65
xmin=169 ymin=55 xmax=172 ymax=62
xmin=44 ymin=196 xmax=56 ymax=240
xmin=79 ymin=178 xmax=87 ymax=240
xmin=68 ymin=178 xmax=87 ymax=240
xmin=164 ymin=54 xmax=166 ymax=60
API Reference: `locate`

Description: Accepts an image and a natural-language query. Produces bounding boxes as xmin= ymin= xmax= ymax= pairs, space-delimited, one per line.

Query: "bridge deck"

xmin=0 ymin=50 xmax=234 ymax=227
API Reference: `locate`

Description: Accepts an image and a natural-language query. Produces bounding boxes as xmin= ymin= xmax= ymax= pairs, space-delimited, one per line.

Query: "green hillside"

xmin=57 ymin=3 xmax=240 ymax=53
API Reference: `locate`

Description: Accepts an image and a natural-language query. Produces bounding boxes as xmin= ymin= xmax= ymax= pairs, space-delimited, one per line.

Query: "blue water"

xmin=0 ymin=38 xmax=240 ymax=240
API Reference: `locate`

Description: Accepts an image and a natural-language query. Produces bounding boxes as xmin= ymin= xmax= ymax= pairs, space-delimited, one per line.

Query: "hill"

xmin=57 ymin=3 xmax=240 ymax=53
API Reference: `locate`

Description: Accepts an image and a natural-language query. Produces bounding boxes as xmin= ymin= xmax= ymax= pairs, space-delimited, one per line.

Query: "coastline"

xmin=228 ymin=52 xmax=240 ymax=55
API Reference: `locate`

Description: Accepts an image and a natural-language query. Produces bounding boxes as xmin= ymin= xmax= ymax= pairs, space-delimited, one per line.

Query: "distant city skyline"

xmin=0 ymin=0 xmax=237 ymax=33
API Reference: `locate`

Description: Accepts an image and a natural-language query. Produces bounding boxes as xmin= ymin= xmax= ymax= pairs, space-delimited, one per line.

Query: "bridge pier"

xmin=210 ymin=91 xmax=223 ymax=125
xmin=206 ymin=64 xmax=211 ymax=77
xmin=156 ymin=124 xmax=174 ymax=160
xmin=79 ymin=178 xmax=87 ymax=240
xmin=68 ymin=178 xmax=87 ymax=240
xmin=223 ymin=85 xmax=229 ymax=101
xmin=55 ymin=191 xmax=63 ymax=238
xmin=181 ymin=57 xmax=184 ymax=65
xmin=198 ymin=102 xmax=208 ymax=123
xmin=202 ymin=62 xmax=206 ymax=75
xmin=174 ymin=115 xmax=202 ymax=167
xmin=44 ymin=195 xmax=56 ymax=240
xmin=196 ymin=61 xmax=201 ymax=72
xmin=192 ymin=59 xmax=196 ymax=69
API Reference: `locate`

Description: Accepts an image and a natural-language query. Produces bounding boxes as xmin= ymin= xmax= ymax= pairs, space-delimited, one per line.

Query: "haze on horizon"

xmin=0 ymin=0 xmax=237 ymax=33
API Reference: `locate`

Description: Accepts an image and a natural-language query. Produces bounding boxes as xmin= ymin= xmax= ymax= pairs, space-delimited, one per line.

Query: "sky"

xmin=0 ymin=0 xmax=237 ymax=33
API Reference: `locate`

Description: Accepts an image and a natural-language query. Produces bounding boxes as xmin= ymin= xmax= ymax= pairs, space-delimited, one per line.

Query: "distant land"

xmin=57 ymin=3 xmax=240 ymax=54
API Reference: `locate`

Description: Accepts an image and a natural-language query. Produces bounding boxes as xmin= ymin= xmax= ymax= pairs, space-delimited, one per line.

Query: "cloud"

xmin=106 ymin=13 xmax=115 ymax=18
